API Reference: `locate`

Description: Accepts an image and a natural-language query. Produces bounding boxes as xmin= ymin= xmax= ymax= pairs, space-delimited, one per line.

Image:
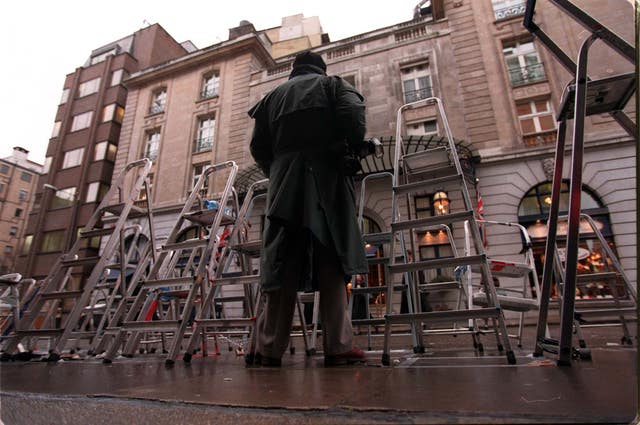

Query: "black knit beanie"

xmin=292 ymin=51 xmax=326 ymax=73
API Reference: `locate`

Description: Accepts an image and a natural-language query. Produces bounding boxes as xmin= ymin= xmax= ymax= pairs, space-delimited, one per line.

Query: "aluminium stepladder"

xmin=2 ymin=159 xmax=155 ymax=359
xmin=101 ymin=160 xmax=238 ymax=365
xmin=381 ymin=97 xmax=515 ymax=366
xmin=524 ymin=0 xmax=637 ymax=365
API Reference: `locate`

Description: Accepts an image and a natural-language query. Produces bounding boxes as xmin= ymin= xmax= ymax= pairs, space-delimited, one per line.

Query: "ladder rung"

xmin=576 ymin=272 xmax=619 ymax=283
xmin=17 ymin=328 xmax=64 ymax=336
xmin=419 ymin=282 xmax=461 ymax=292
xmin=162 ymin=238 xmax=209 ymax=252
xmin=106 ymin=263 xmax=138 ymax=270
xmin=214 ymin=296 xmax=247 ymax=303
xmin=69 ymin=331 xmax=98 ymax=339
xmin=473 ymin=293 xmax=538 ymax=312
xmin=363 ymin=232 xmax=392 ymax=245
xmin=122 ymin=320 xmax=180 ymax=331
xmin=202 ymin=330 xmax=251 ymax=336
xmin=393 ymin=173 xmax=461 ymax=195
xmin=102 ymin=203 xmax=147 ymax=217
xmin=385 ymin=307 xmax=500 ymax=325
xmin=389 ymin=254 xmax=486 ymax=274
xmin=472 ymin=260 xmax=534 ymax=278
xmin=212 ymin=274 xmax=261 ymax=286
xmin=366 ymin=255 xmax=405 ymax=265
xmin=575 ymin=307 xmax=637 ymax=317
xmin=184 ymin=209 xmax=236 ymax=226
xmin=80 ymin=228 xmax=115 ymax=238
xmin=194 ymin=318 xmax=255 ymax=328
xmin=61 ymin=256 xmax=101 ymax=267
xmin=231 ymin=240 xmax=262 ymax=256
xmin=39 ymin=290 xmax=84 ymax=300
xmin=143 ymin=277 xmax=195 ymax=289
xmin=352 ymin=318 xmax=386 ymax=326
xmin=392 ymin=211 xmax=474 ymax=232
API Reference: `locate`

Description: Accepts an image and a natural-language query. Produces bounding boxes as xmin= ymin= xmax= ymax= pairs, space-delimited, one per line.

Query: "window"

xmin=414 ymin=195 xmax=432 ymax=219
xmin=503 ymin=40 xmax=545 ymax=86
xmin=491 ymin=0 xmax=526 ymax=20
xmin=60 ymin=88 xmax=70 ymax=104
xmin=14 ymin=208 xmax=22 ymax=217
xmin=20 ymin=171 xmax=32 ymax=183
xmin=85 ymin=182 xmax=109 ymax=203
xmin=51 ymin=121 xmax=61 ymax=138
xmin=192 ymin=163 xmax=212 ymax=192
xmin=401 ymin=62 xmax=432 ymax=103
xmin=40 ymin=230 xmax=65 ymax=253
xmin=62 ymin=147 xmax=84 ymax=169
xmin=50 ymin=187 xmax=76 ymax=209
xmin=102 ymin=103 xmax=124 ymax=123
xmin=94 ymin=141 xmax=117 ymax=162
xmin=342 ymin=74 xmax=357 ymax=89
xmin=43 ymin=156 xmax=52 ymax=174
xmin=517 ymin=99 xmax=556 ymax=145
xmin=138 ymin=173 xmax=153 ymax=202
xmin=22 ymin=234 xmax=33 ymax=255
xmin=149 ymin=88 xmax=166 ymax=114
xmin=77 ymin=77 xmax=101 ymax=97
xmin=201 ymin=72 xmax=219 ymax=98
xmin=407 ymin=119 xmax=438 ymax=137
xmin=9 ymin=226 xmax=18 ymax=237
xmin=4 ymin=246 xmax=13 ymax=255
xmin=18 ymin=190 xmax=27 ymax=201
xmin=111 ymin=69 xmax=128 ymax=86
xmin=70 ymin=111 xmax=93 ymax=131
xmin=0 ymin=164 xmax=9 ymax=174
xmin=194 ymin=116 xmax=215 ymax=153
xmin=0 ymin=183 xmax=4 ymax=193
xmin=518 ymin=181 xmax=600 ymax=218
xmin=144 ymin=130 xmax=161 ymax=161
xmin=90 ymin=49 xmax=116 ymax=65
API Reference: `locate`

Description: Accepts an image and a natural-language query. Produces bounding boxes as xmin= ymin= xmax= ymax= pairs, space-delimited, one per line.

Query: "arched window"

xmin=517 ymin=181 xmax=626 ymax=300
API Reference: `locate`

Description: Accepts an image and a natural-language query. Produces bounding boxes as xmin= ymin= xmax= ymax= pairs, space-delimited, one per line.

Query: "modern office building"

xmin=0 ymin=147 xmax=42 ymax=274
xmin=16 ymin=24 xmax=191 ymax=287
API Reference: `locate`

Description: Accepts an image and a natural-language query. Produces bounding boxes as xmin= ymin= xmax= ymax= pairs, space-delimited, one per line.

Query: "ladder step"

xmin=472 ymin=260 xmax=534 ymax=278
xmin=212 ymin=274 xmax=261 ymax=286
xmin=351 ymin=284 xmax=406 ymax=294
xmin=575 ymin=307 xmax=637 ymax=317
xmin=389 ymin=254 xmax=486 ymax=274
xmin=162 ymin=238 xmax=209 ymax=252
xmin=576 ymin=272 xmax=619 ymax=283
xmin=393 ymin=173 xmax=462 ymax=195
xmin=363 ymin=232 xmax=392 ymax=245
xmin=79 ymin=227 xmax=115 ymax=238
xmin=419 ymin=282 xmax=461 ymax=292
xmin=61 ymin=256 xmax=101 ymax=267
xmin=106 ymin=263 xmax=139 ymax=270
xmin=143 ymin=277 xmax=195 ymax=289
xmin=194 ymin=318 xmax=255 ymax=328
xmin=366 ymin=255 xmax=405 ymax=265
xmin=17 ymin=328 xmax=64 ymax=336
xmin=473 ymin=293 xmax=538 ymax=312
xmin=184 ymin=209 xmax=235 ymax=226
xmin=392 ymin=211 xmax=474 ymax=232
xmin=121 ymin=320 xmax=180 ymax=331
xmin=39 ymin=291 xmax=84 ymax=300
xmin=103 ymin=203 xmax=147 ymax=218
xmin=231 ymin=240 xmax=262 ymax=256
xmin=385 ymin=307 xmax=500 ymax=325
xmin=402 ymin=146 xmax=450 ymax=173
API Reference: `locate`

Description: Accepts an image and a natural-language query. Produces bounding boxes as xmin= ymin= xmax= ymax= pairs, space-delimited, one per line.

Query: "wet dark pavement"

xmin=1 ymin=325 xmax=637 ymax=424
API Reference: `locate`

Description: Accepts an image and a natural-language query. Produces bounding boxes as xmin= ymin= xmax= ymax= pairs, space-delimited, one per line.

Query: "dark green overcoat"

xmin=248 ymin=67 xmax=368 ymax=292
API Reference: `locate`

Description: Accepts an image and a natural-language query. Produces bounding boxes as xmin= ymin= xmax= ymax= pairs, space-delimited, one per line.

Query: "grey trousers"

xmin=255 ymin=239 xmax=354 ymax=358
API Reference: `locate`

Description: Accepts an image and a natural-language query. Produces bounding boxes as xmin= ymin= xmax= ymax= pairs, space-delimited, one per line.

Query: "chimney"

xmin=12 ymin=146 xmax=29 ymax=162
xmin=228 ymin=20 xmax=256 ymax=40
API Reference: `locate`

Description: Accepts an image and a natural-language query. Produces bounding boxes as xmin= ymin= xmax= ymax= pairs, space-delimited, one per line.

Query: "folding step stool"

xmin=101 ymin=160 xmax=238 ymax=365
xmin=466 ymin=220 xmax=543 ymax=348
xmin=1 ymin=159 xmax=154 ymax=359
xmin=524 ymin=0 xmax=637 ymax=365
xmin=381 ymin=97 xmax=515 ymax=366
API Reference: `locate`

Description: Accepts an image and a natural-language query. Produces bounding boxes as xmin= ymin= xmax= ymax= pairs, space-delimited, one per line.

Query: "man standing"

xmin=247 ymin=51 xmax=368 ymax=367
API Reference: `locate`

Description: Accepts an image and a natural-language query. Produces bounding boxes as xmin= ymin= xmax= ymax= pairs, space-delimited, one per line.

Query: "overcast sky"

xmin=1 ymin=0 xmax=420 ymax=164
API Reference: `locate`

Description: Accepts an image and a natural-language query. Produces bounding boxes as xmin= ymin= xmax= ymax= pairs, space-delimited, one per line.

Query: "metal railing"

xmin=403 ymin=86 xmax=433 ymax=104
xmin=508 ymin=62 xmax=546 ymax=86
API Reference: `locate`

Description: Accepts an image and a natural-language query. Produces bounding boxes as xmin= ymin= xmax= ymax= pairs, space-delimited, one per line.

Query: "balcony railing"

xmin=523 ymin=129 xmax=556 ymax=147
xmin=493 ymin=2 xmax=526 ymax=20
xmin=193 ymin=136 xmax=214 ymax=153
xmin=508 ymin=62 xmax=546 ymax=87
xmin=403 ymin=86 xmax=433 ymax=104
